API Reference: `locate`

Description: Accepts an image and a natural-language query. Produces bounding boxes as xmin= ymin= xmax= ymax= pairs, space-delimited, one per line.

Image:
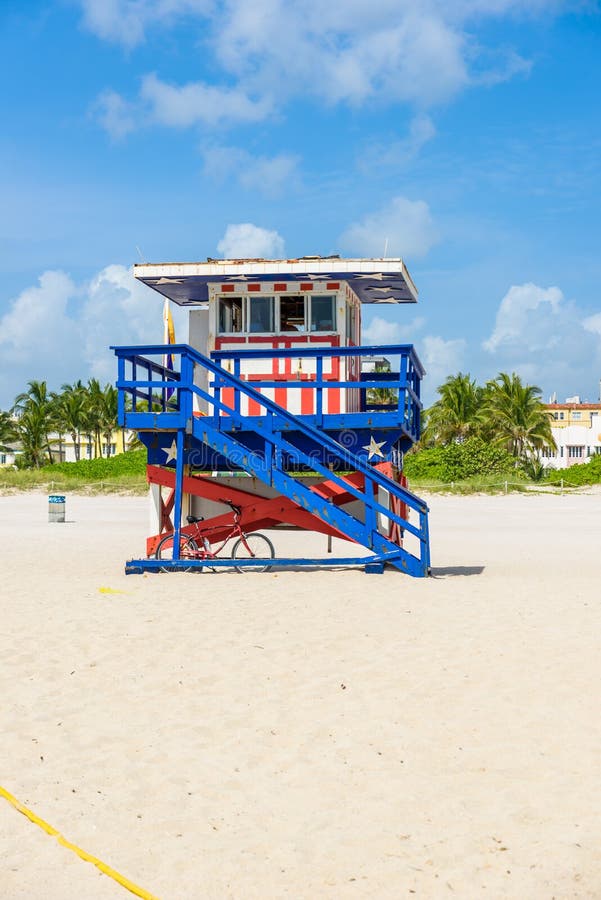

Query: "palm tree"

xmin=12 ymin=380 xmax=54 ymax=465
xmin=84 ymin=378 xmax=105 ymax=458
xmin=14 ymin=406 xmax=48 ymax=468
xmin=0 ymin=410 xmax=17 ymax=453
xmin=422 ymin=372 xmax=483 ymax=446
xmin=99 ymin=384 xmax=119 ymax=456
xmin=55 ymin=382 xmax=86 ymax=461
xmin=482 ymin=372 xmax=556 ymax=462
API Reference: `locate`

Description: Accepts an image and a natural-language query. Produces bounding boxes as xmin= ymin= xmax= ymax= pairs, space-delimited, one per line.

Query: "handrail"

xmin=210 ymin=342 xmax=425 ymax=377
xmin=113 ymin=343 xmax=428 ymax=514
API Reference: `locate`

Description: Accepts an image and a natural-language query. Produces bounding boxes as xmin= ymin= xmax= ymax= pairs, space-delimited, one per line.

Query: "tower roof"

xmin=134 ymin=256 xmax=418 ymax=306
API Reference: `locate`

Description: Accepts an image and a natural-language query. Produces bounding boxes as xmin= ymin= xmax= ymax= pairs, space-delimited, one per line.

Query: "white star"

xmin=368 ymin=286 xmax=395 ymax=292
xmin=355 ymin=273 xmax=384 ymax=280
xmin=149 ymin=277 xmax=185 ymax=285
xmin=302 ymin=274 xmax=331 ymax=280
xmin=373 ymin=297 xmax=398 ymax=304
xmin=362 ymin=436 xmax=387 ymax=460
xmin=226 ymin=275 xmax=249 ymax=280
xmin=163 ymin=439 xmax=178 ymax=463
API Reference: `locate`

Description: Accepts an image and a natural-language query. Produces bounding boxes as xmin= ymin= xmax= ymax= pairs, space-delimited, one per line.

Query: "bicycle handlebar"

xmin=219 ymin=498 xmax=242 ymax=516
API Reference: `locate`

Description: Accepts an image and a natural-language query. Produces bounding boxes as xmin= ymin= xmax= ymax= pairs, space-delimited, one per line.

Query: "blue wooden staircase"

xmin=113 ymin=343 xmax=431 ymax=576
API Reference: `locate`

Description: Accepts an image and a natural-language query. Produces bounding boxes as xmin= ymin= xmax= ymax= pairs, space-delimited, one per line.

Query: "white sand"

xmin=1 ymin=489 xmax=600 ymax=899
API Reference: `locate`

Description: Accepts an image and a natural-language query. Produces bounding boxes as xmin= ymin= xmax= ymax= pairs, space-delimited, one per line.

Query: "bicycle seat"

xmin=186 ymin=514 xmax=204 ymax=524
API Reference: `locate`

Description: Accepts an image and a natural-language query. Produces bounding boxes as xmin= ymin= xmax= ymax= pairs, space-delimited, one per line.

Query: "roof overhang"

xmin=133 ymin=257 xmax=418 ymax=306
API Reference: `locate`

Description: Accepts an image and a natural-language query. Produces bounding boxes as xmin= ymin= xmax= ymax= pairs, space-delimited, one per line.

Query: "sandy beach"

xmin=1 ymin=489 xmax=600 ymax=899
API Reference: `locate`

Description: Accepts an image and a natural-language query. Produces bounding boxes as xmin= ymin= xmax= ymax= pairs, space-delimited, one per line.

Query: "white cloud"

xmin=202 ymin=145 xmax=300 ymax=196
xmin=140 ymin=73 xmax=271 ymax=128
xmin=94 ymin=74 xmax=272 ymax=138
xmin=339 ymin=195 xmax=438 ymax=260
xmin=483 ymin=283 xmax=563 ymax=352
xmin=85 ymin=0 xmax=565 ymax=136
xmin=362 ymin=314 xmax=425 ymax=346
xmin=0 ymin=266 xmax=178 ymax=408
xmin=360 ymin=114 xmax=436 ymax=171
xmin=217 ymin=223 xmax=285 ymax=259
xmin=421 ymin=335 xmax=467 ymax=386
xmin=583 ymin=312 xmax=601 ymax=336
xmin=0 ymin=271 xmax=80 ymax=370
xmin=94 ymin=90 xmax=137 ymax=140
xmin=79 ymin=0 xmax=213 ymax=48
xmin=213 ymin=3 xmax=469 ymax=107
xmin=481 ymin=281 xmax=601 ymax=400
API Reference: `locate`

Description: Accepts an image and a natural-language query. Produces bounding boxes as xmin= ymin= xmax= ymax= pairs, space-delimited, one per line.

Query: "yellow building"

xmin=543 ymin=401 xmax=601 ymax=468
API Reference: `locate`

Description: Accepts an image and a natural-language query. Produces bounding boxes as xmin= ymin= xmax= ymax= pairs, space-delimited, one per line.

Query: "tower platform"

xmin=113 ymin=341 xmax=431 ymax=576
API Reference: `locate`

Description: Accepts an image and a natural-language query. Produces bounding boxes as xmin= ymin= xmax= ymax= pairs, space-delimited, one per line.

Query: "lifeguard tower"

xmin=113 ymin=256 xmax=431 ymax=575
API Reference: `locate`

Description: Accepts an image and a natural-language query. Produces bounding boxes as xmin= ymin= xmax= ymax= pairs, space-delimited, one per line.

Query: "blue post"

xmin=117 ymin=356 xmax=125 ymax=426
xmin=316 ymin=356 xmax=323 ymax=425
xmin=171 ymin=429 xmax=186 ymax=560
xmin=363 ymin=475 xmax=376 ymax=549
xmin=399 ymin=351 xmax=408 ymax=419
xmin=420 ymin=506 xmax=430 ymax=574
xmin=234 ymin=357 xmax=241 ymax=416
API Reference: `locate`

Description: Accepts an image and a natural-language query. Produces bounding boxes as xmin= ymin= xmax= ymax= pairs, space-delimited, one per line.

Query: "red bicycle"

xmin=154 ymin=498 xmax=275 ymax=573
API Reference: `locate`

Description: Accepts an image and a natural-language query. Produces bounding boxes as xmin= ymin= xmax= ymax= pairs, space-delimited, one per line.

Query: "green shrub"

xmin=404 ymin=437 xmax=516 ymax=483
xmin=47 ymin=448 xmax=147 ymax=479
xmin=545 ymin=454 xmax=601 ymax=486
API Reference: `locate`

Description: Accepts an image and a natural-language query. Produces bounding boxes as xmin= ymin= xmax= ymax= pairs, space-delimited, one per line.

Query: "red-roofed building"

xmin=542 ymin=400 xmax=601 ymax=468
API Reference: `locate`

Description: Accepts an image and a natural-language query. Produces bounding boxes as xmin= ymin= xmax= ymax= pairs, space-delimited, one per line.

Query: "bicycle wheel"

xmin=155 ymin=534 xmax=201 ymax=572
xmin=231 ymin=532 xmax=275 ymax=573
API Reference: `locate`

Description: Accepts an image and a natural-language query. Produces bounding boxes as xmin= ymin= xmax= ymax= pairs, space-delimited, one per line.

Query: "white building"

xmin=541 ymin=399 xmax=601 ymax=469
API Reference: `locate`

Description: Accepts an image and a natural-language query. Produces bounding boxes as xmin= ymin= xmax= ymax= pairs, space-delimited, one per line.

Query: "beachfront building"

xmin=48 ymin=428 xmax=133 ymax=463
xmin=0 ymin=447 xmax=19 ymax=468
xmin=1 ymin=429 xmax=134 ymax=468
xmin=113 ymin=256 xmax=431 ymax=575
xmin=541 ymin=399 xmax=601 ymax=469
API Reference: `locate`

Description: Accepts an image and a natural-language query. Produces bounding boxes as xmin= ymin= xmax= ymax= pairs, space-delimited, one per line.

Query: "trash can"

xmin=48 ymin=494 xmax=66 ymax=523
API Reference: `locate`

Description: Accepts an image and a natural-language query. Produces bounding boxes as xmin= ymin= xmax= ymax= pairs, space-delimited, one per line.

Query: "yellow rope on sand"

xmin=0 ymin=785 xmax=159 ymax=900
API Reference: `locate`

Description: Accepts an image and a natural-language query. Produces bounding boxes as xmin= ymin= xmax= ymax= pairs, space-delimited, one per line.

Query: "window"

xmin=0 ymin=454 xmax=5 ymax=464
xmin=219 ymin=297 xmax=244 ymax=333
xmin=310 ymin=295 xmax=336 ymax=332
xmin=572 ymin=411 xmax=581 ymax=420
xmin=280 ymin=295 xmax=306 ymax=332
xmin=553 ymin=412 xmax=559 ymax=420
xmin=345 ymin=301 xmax=358 ymax=344
xmin=541 ymin=448 xmax=555 ymax=458
xmin=559 ymin=412 xmax=565 ymax=420
xmin=567 ymin=445 xmax=584 ymax=458
xmin=249 ymin=296 xmax=275 ymax=333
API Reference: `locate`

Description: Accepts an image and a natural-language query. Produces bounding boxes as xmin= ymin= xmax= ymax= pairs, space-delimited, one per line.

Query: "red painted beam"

xmin=145 ymin=465 xmax=375 ymax=555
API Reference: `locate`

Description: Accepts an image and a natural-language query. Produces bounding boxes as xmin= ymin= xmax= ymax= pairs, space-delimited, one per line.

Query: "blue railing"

xmin=114 ymin=342 xmax=423 ymax=440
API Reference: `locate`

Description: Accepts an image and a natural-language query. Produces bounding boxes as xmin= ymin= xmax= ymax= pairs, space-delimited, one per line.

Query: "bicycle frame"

xmin=159 ymin=502 xmax=259 ymax=564
xmin=187 ymin=515 xmax=247 ymax=561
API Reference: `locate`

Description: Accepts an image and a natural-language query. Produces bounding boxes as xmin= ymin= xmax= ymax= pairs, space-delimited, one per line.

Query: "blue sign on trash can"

xmin=48 ymin=494 xmax=66 ymax=523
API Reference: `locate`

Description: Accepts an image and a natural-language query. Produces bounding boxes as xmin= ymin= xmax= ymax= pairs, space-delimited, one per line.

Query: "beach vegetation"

xmin=404 ymin=436 xmax=516 ymax=482
xmin=417 ymin=370 xmax=555 ymax=479
xmin=0 ymin=448 xmax=147 ymax=493
xmin=9 ymin=379 xmax=121 ymax=467
xmin=421 ymin=372 xmax=484 ymax=445
xmin=0 ymin=410 xmax=18 ymax=453
xmin=545 ymin=453 xmax=601 ymax=487
xmin=480 ymin=372 xmax=556 ymax=462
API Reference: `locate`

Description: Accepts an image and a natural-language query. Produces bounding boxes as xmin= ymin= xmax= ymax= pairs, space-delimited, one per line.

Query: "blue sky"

xmin=1 ymin=0 xmax=600 ymax=407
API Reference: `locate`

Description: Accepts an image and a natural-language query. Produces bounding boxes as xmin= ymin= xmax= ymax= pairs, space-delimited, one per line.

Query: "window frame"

xmin=216 ymin=292 xmax=338 ymax=336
